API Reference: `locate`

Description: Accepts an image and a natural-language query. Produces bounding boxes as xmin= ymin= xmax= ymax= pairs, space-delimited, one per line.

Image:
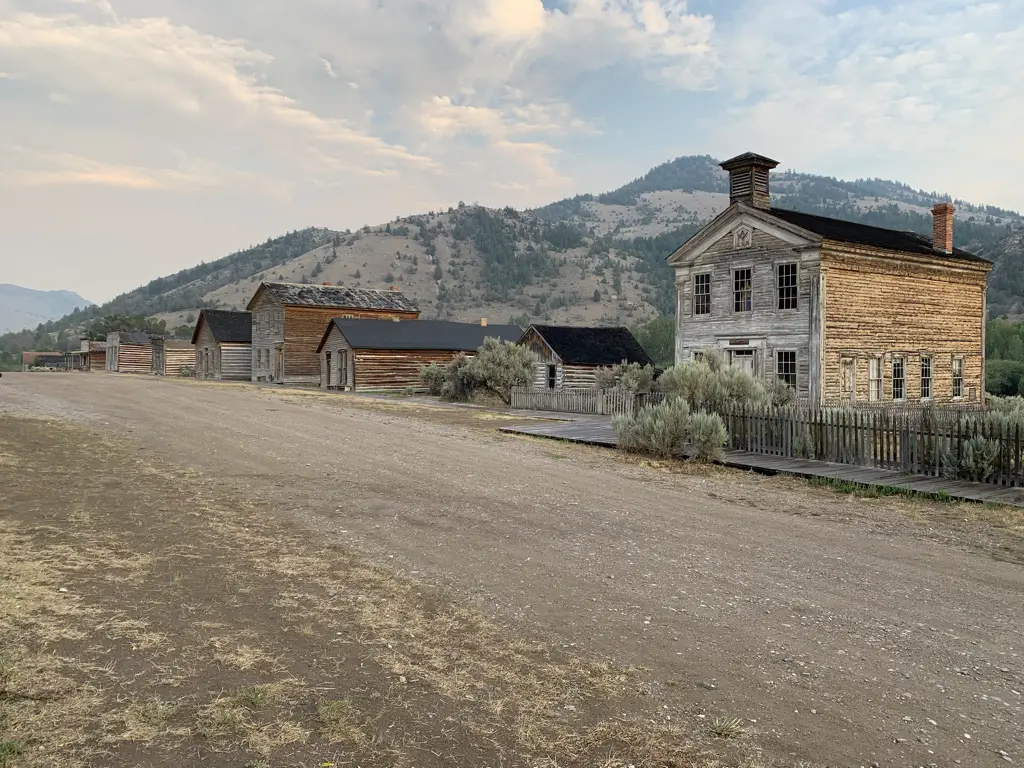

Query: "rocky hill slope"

xmin=0 ymin=284 xmax=93 ymax=334
xmin=4 ymin=155 xmax=1023 ymax=356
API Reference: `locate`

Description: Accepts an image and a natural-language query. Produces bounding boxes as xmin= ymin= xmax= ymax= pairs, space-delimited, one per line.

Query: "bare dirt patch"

xmin=0 ymin=414 xmax=778 ymax=767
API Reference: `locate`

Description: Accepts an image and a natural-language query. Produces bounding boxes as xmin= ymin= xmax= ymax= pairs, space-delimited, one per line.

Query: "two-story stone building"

xmin=667 ymin=152 xmax=992 ymax=405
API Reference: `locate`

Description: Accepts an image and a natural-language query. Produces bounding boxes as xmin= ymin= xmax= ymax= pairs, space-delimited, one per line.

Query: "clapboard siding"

xmin=352 ymin=350 xmax=464 ymax=390
xmin=220 ymin=344 xmax=252 ymax=381
xmin=118 ymin=344 xmax=153 ymax=374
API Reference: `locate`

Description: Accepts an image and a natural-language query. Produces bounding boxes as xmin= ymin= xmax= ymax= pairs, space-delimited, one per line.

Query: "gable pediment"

xmin=666 ymin=205 xmax=821 ymax=267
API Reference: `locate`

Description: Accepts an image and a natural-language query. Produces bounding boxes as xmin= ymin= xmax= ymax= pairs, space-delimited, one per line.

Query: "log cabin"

xmin=105 ymin=331 xmax=154 ymax=374
xmin=191 ymin=309 xmax=253 ymax=381
xmin=152 ymin=337 xmax=195 ymax=376
xmin=317 ymin=318 xmax=522 ymax=390
xmin=667 ymin=152 xmax=993 ymax=406
xmin=247 ymin=282 xmax=420 ymax=385
xmin=517 ymin=325 xmax=655 ymax=389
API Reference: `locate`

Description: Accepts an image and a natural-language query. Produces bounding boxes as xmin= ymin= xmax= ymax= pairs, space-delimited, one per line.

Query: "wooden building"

xmin=191 ymin=309 xmax=253 ymax=381
xmin=79 ymin=338 xmax=106 ymax=370
xmin=247 ymin=282 xmax=420 ymax=385
xmin=317 ymin=318 xmax=521 ymax=391
xmin=152 ymin=337 xmax=195 ymax=376
xmin=518 ymin=325 xmax=654 ymax=389
xmin=105 ymin=331 xmax=154 ymax=374
xmin=667 ymin=151 xmax=992 ymax=405
xmin=22 ymin=351 xmax=64 ymax=370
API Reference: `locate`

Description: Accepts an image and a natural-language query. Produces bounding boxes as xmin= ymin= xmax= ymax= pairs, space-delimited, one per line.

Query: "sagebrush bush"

xmin=942 ymin=436 xmax=1001 ymax=481
xmin=593 ymin=361 xmax=656 ymax=393
xmin=439 ymin=353 xmax=481 ymax=402
xmin=613 ymin=398 xmax=691 ymax=458
xmin=689 ymin=410 xmax=728 ymax=461
xmin=419 ymin=363 xmax=446 ymax=396
xmin=656 ymin=354 xmax=779 ymax=413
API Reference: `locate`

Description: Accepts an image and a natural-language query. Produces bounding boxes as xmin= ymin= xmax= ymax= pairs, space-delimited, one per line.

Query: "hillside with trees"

xmin=3 ymin=155 xmax=1022 ymax=363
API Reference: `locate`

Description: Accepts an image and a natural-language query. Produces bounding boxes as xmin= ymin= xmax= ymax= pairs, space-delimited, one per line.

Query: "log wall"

xmin=117 ymin=344 xmax=153 ymax=374
xmin=820 ymin=243 xmax=989 ymax=404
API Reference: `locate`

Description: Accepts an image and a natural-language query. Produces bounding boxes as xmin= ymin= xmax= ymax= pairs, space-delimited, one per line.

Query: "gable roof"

xmin=192 ymin=309 xmax=252 ymax=345
xmin=768 ymin=207 xmax=988 ymax=263
xmin=118 ymin=331 xmax=154 ymax=345
xmin=248 ymin=282 xmax=419 ymax=313
xmin=317 ymin=318 xmax=522 ymax=353
xmin=524 ymin=325 xmax=654 ymax=367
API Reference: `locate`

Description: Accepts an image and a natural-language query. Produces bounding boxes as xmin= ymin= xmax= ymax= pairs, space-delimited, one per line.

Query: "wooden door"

xmin=273 ymin=347 xmax=283 ymax=382
xmin=339 ymin=351 xmax=348 ymax=388
xmin=840 ymin=357 xmax=855 ymax=404
xmin=730 ymin=349 xmax=755 ymax=376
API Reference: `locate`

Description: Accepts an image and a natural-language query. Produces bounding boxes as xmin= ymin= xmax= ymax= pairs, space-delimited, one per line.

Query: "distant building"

xmin=667 ymin=152 xmax=992 ymax=404
xmin=191 ymin=309 xmax=252 ymax=381
xmin=105 ymin=331 xmax=154 ymax=374
xmin=246 ymin=282 xmax=420 ymax=385
xmin=152 ymin=337 xmax=195 ymax=377
xmin=517 ymin=325 xmax=654 ymax=390
xmin=317 ymin=317 xmax=521 ymax=391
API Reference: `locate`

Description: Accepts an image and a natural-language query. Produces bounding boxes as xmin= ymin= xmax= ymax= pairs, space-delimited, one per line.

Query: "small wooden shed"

xmin=79 ymin=338 xmax=106 ymax=370
xmin=105 ymin=331 xmax=154 ymax=374
xmin=518 ymin=325 xmax=654 ymax=389
xmin=316 ymin=318 xmax=522 ymax=391
xmin=152 ymin=337 xmax=195 ymax=376
xmin=191 ymin=309 xmax=253 ymax=381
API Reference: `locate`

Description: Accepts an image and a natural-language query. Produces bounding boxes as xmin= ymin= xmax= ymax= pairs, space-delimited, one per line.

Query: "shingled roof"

xmin=192 ymin=309 xmax=252 ymax=345
xmin=318 ymin=319 xmax=522 ymax=353
xmin=117 ymin=331 xmax=154 ymax=345
xmin=769 ymin=207 xmax=988 ymax=263
xmin=249 ymin=282 xmax=419 ymax=313
xmin=525 ymin=325 xmax=654 ymax=367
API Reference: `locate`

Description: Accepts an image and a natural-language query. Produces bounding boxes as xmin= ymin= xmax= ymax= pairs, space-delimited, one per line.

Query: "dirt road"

xmin=2 ymin=372 xmax=1022 ymax=767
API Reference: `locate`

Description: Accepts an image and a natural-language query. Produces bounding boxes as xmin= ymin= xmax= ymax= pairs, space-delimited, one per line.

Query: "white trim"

xmin=666 ymin=204 xmax=820 ymax=266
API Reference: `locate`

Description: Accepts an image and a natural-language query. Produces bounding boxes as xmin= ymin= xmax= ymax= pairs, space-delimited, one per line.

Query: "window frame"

xmin=892 ymin=356 xmax=906 ymax=401
xmin=732 ymin=267 xmax=753 ymax=313
xmin=952 ymin=356 xmax=964 ymax=400
xmin=693 ymin=272 xmax=712 ymax=316
xmin=776 ymin=262 xmax=799 ymax=311
xmin=868 ymin=357 xmax=882 ymax=402
xmin=775 ymin=349 xmax=797 ymax=389
xmin=920 ymin=355 xmax=933 ymax=401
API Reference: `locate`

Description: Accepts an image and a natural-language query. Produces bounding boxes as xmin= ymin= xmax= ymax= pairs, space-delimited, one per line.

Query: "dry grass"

xmin=316 ymin=699 xmax=368 ymax=746
xmin=196 ymin=683 xmax=310 ymax=755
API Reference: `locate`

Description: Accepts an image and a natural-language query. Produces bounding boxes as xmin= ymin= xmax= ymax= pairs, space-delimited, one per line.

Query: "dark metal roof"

xmin=118 ymin=331 xmax=153 ymax=345
xmin=525 ymin=325 xmax=654 ymax=367
xmin=192 ymin=309 xmax=252 ymax=344
xmin=769 ymin=207 xmax=988 ymax=263
xmin=319 ymin=319 xmax=522 ymax=352
xmin=720 ymin=152 xmax=780 ymax=171
xmin=252 ymin=282 xmax=419 ymax=313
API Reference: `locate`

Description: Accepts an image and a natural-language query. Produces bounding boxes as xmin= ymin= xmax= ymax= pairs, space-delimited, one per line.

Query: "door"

xmin=273 ymin=346 xmax=283 ymax=382
xmin=325 ymin=351 xmax=332 ymax=387
xmin=547 ymin=364 xmax=557 ymax=389
xmin=339 ymin=351 xmax=348 ymax=388
xmin=840 ymin=357 xmax=855 ymax=404
xmin=730 ymin=349 xmax=755 ymax=376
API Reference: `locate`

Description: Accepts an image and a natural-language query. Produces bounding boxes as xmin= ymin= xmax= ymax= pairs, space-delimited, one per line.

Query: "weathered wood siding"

xmin=219 ymin=344 xmax=252 ymax=381
xmin=251 ymin=290 xmax=285 ymax=382
xmin=820 ymin=243 xmax=988 ymax=403
xmin=87 ymin=350 xmax=105 ymax=371
xmin=674 ymin=226 xmax=819 ymax=398
xmin=194 ymin=323 xmax=218 ymax=379
xmin=154 ymin=341 xmax=193 ymax=376
xmin=319 ymin=326 xmax=468 ymax=390
xmin=117 ymin=344 xmax=153 ymax=374
xmin=520 ymin=327 xmax=565 ymax=389
xmin=319 ymin=325 xmax=355 ymax=389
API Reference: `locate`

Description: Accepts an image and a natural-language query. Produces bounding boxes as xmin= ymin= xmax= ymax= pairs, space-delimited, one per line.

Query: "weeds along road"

xmin=2 ymin=372 xmax=1022 ymax=767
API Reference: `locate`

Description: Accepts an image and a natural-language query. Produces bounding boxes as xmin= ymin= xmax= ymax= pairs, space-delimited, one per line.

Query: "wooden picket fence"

xmin=510 ymin=387 xmax=656 ymax=416
xmin=726 ymin=407 xmax=1024 ymax=487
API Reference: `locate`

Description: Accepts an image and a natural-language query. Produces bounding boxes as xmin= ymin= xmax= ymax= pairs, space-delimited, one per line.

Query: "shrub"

xmin=613 ymin=398 xmax=691 ymax=458
xmin=942 ymin=436 xmax=1000 ymax=481
xmin=439 ymin=353 xmax=481 ymax=402
xmin=593 ymin=361 xmax=656 ymax=393
xmin=690 ymin=410 xmax=728 ymax=461
xmin=419 ymin=363 xmax=446 ymax=396
xmin=178 ymin=365 xmax=196 ymax=377
xmin=472 ymin=337 xmax=537 ymax=404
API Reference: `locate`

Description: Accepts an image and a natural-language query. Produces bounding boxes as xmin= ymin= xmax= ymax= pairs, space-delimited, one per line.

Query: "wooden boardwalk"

xmin=500 ymin=421 xmax=1024 ymax=507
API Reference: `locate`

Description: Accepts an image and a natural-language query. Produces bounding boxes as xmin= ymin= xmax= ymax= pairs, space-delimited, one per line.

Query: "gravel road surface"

xmin=2 ymin=372 xmax=1021 ymax=767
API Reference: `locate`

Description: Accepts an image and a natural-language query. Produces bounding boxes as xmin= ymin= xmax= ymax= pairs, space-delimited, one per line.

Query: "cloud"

xmin=319 ymin=57 xmax=337 ymax=79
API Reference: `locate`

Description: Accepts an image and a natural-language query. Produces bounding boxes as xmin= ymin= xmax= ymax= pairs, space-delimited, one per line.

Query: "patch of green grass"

xmin=0 ymin=740 xmax=25 ymax=767
xmin=708 ymin=716 xmax=746 ymax=739
xmin=317 ymin=698 xmax=367 ymax=746
xmin=807 ymin=476 xmax=957 ymax=502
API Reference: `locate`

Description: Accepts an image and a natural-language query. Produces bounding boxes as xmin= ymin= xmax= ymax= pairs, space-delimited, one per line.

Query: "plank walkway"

xmin=500 ymin=420 xmax=1024 ymax=507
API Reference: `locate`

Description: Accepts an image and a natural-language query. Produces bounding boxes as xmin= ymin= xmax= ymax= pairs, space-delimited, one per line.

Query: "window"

xmin=892 ymin=357 xmax=906 ymax=400
xmin=869 ymin=358 xmax=882 ymax=401
xmin=733 ymin=268 xmax=752 ymax=312
xmin=920 ymin=356 xmax=932 ymax=400
xmin=693 ymin=273 xmax=711 ymax=316
xmin=952 ymin=357 xmax=964 ymax=399
xmin=777 ymin=263 xmax=798 ymax=310
xmin=776 ymin=350 xmax=797 ymax=388
xmin=693 ymin=350 xmax=704 ymax=362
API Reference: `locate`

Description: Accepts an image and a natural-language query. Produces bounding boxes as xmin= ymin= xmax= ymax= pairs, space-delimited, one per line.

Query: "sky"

xmin=1 ymin=0 xmax=1022 ymax=304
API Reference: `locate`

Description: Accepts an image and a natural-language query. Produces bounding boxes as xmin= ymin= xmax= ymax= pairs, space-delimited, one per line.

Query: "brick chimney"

xmin=480 ymin=317 xmax=488 ymax=327
xmin=719 ymin=152 xmax=780 ymax=210
xmin=322 ymin=281 xmax=332 ymax=286
xmin=932 ymin=203 xmax=954 ymax=253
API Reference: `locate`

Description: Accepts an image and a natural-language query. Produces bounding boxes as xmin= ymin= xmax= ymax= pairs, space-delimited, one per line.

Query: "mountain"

xmin=2 ymin=155 xmax=1022 ymax=357
xmin=0 ymin=284 xmax=94 ymax=334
